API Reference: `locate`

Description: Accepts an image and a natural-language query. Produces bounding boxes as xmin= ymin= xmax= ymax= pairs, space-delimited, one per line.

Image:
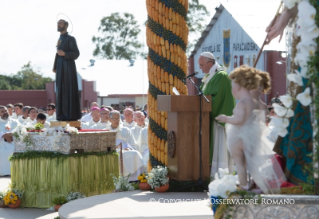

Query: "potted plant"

xmin=110 ymin=174 xmax=134 ymax=192
xmin=138 ymin=173 xmax=151 ymax=190
xmin=52 ymin=196 xmax=68 ymax=211
xmin=0 ymin=191 xmax=6 ymax=208
xmin=3 ymin=190 xmax=23 ymax=209
xmin=67 ymin=191 xmax=86 ymax=202
xmin=146 ymin=166 xmax=169 ymax=192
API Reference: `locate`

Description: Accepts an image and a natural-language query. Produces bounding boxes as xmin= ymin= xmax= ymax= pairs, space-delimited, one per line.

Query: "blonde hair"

xmin=258 ymin=71 xmax=271 ymax=93
xmin=229 ymin=65 xmax=262 ymax=90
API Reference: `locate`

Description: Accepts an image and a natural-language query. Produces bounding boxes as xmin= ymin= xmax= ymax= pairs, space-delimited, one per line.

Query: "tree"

xmin=186 ymin=0 xmax=210 ymax=55
xmin=92 ymin=13 xmax=143 ymax=60
xmin=0 ymin=62 xmax=53 ymax=90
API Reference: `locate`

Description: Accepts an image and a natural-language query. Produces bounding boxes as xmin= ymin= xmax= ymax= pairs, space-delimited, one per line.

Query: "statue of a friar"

xmin=53 ymin=19 xmax=81 ymax=121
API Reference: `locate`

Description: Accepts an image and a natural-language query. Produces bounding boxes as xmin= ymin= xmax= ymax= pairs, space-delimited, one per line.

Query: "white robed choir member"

xmin=123 ymin=107 xmax=136 ymax=129
xmin=91 ymin=108 xmax=111 ymax=130
xmin=0 ymin=106 xmax=20 ymax=175
xmin=110 ymin=111 xmax=145 ymax=181
xmin=82 ymin=107 xmax=100 ymax=129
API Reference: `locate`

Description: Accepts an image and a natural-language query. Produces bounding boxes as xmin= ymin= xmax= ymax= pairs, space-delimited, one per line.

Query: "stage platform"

xmin=59 ymin=191 xmax=213 ymax=219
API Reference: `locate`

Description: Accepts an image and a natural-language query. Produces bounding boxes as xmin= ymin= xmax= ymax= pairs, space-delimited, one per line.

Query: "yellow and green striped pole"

xmin=146 ymin=0 xmax=189 ymax=171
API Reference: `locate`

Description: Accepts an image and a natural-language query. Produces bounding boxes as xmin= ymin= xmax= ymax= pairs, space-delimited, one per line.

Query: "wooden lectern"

xmin=157 ymin=95 xmax=211 ymax=181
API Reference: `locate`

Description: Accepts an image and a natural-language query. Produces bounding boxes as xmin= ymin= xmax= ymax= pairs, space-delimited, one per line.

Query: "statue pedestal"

xmin=50 ymin=121 xmax=81 ymax=128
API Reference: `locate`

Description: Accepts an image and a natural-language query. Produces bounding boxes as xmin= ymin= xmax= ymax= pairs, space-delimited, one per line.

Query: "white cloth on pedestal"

xmin=0 ymin=117 xmax=20 ymax=176
xmin=123 ymin=120 xmax=136 ymax=129
xmin=91 ymin=121 xmax=111 ymax=130
xmin=211 ymin=121 xmax=234 ymax=177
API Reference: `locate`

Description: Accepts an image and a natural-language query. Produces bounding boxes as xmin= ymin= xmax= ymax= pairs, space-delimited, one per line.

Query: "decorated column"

xmin=146 ymin=0 xmax=189 ymax=170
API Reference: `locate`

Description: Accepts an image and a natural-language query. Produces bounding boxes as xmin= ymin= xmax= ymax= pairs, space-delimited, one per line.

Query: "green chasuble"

xmin=200 ymin=70 xmax=235 ymax=164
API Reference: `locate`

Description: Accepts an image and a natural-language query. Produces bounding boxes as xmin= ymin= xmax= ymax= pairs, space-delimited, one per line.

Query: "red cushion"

xmin=79 ymin=129 xmax=110 ymax=132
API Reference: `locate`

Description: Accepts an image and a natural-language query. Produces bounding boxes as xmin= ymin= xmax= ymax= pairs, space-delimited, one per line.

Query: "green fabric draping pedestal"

xmin=11 ymin=154 xmax=119 ymax=208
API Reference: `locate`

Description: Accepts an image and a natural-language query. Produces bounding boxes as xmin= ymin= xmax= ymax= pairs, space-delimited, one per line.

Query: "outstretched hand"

xmin=265 ymin=7 xmax=296 ymax=44
xmin=216 ymin=115 xmax=227 ymax=123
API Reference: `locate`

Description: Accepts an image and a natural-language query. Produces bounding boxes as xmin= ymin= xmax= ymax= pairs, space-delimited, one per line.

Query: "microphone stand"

xmin=179 ymin=77 xmax=209 ymax=192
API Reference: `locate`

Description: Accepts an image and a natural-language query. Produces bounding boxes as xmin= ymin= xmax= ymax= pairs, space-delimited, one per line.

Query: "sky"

xmin=0 ymin=0 xmax=279 ymax=80
xmin=0 ymin=0 xmax=219 ymax=79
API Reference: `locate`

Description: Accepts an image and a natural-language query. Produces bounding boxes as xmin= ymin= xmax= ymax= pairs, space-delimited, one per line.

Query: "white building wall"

xmin=194 ymin=9 xmax=264 ymax=79
xmin=135 ymin=96 xmax=148 ymax=109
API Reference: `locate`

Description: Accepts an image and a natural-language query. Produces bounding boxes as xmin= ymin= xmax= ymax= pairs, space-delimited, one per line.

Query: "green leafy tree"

xmin=92 ymin=13 xmax=143 ymax=60
xmin=0 ymin=62 xmax=53 ymax=90
xmin=186 ymin=0 xmax=210 ymax=55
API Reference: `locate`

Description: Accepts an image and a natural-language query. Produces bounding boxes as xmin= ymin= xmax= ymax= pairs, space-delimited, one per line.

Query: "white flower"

xmin=214 ymin=168 xmax=229 ymax=180
xmin=209 ymin=174 xmax=237 ymax=199
xmin=272 ymin=103 xmax=288 ymax=117
xmin=269 ymin=116 xmax=289 ymax=128
xmin=283 ymin=0 xmax=299 ymax=9
xmin=287 ymin=71 xmax=303 ymax=86
xmin=297 ymin=1 xmax=316 ymax=28
xmin=279 ymin=95 xmax=293 ymax=108
xmin=300 ymin=25 xmax=319 ymax=42
xmin=295 ymin=41 xmax=317 ymax=67
xmin=286 ymin=109 xmax=294 ymax=118
xmin=296 ymin=87 xmax=312 ymax=106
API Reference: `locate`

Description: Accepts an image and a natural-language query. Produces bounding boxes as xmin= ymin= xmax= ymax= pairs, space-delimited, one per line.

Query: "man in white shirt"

xmin=0 ymin=106 xmax=20 ymax=176
xmin=123 ymin=107 xmax=136 ymax=129
xmin=6 ymin=104 xmax=15 ymax=118
xmin=82 ymin=107 xmax=100 ymax=129
xmin=19 ymin=106 xmax=30 ymax=124
xmin=13 ymin=103 xmax=24 ymax=120
xmin=46 ymin=103 xmax=57 ymax=122
xmin=81 ymin=102 xmax=99 ymax=123
xmin=23 ymin=107 xmax=38 ymax=125
xmin=91 ymin=108 xmax=111 ymax=129
xmin=131 ymin=111 xmax=148 ymax=144
xmin=35 ymin=113 xmax=50 ymax=128
xmin=109 ymin=110 xmax=145 ymax=181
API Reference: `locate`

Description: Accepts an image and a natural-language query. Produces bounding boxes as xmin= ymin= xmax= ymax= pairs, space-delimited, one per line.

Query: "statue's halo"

xmin=56 ymin=13 xmax=73 ymax=33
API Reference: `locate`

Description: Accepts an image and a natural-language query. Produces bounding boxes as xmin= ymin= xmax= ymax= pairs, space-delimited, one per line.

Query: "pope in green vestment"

xmin=198 ymin=53 xmax=235 ymax=172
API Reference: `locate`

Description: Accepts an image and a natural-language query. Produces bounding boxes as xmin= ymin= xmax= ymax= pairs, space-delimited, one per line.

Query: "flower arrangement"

xmin=34 ymin=122 xmax=44 ymax=131
xmin=67 ymin=191 xmax=86 ymax=202
xmin=3 ymin=189 xmax=23 ymax=205
xmin=146 ymin=166 xmax=169 ymax=189
xmin=208 ymin=169 xmax=261 ymax=219
xmin=64 ymin=124 xmax=79 ymax=134
xmin=137 ymin=173 xmax=148 ymax=183
xmin=110 ymin=174 xmax=134 ymax=191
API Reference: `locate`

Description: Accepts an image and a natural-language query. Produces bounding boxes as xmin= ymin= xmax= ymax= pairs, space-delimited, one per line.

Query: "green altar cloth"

xmin=10 ymin=152 xmax=119 ymax=208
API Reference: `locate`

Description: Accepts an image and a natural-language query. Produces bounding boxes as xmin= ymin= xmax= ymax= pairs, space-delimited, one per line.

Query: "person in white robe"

xmin=23 ymin=107 xmax=38 ymax=125
xmin=80 ymin=102 xmax=99 ymax=123
xmin=34 ymin=113 xmax=50 ymax=128
xmin=109 ymin=110 xmax=145 ymax=181
xmin=0 ymin=106 xmax=20 ymax=176
xmin=46 ymin=103 xmax=57 ymax=122
xmin=82 ymin=107 xmax=100 ymax=129
xmin=13 ymin=103 xmax=24 ymax=120
xmin=91 ymin=108 xmax=111 ymax=129
xmin=6 ymin=104 xmax=15 ymax=118
xmin=137 ymin=127 xmax=149 ymax=168
xmin=123 ymin=107 xmax=136 ymax=129
xmin=131 ymin=111 xmax=148 ymax=146
xmin=18 ymin=106 xmax=30 ymax=124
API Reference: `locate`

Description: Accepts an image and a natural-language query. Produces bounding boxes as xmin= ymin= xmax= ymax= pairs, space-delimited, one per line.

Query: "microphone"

xmin=184 ymin=71 xmax=199 ymax=80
